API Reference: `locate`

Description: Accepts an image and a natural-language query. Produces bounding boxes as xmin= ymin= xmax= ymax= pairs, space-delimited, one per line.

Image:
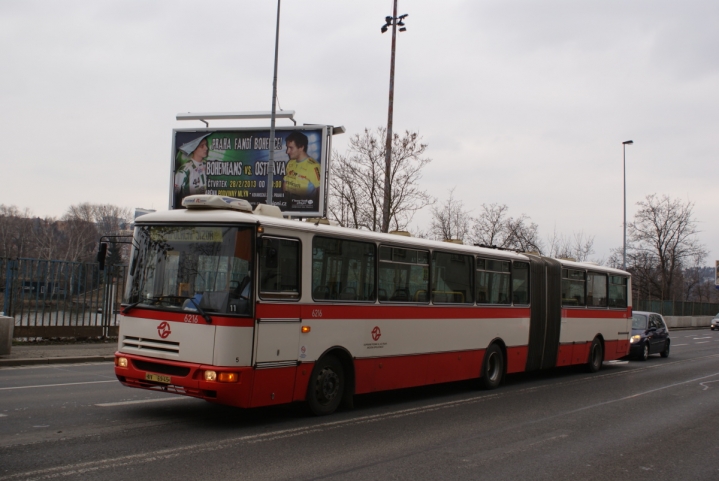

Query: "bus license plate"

xmin=145 ymin=373 xmax=171 ymax=384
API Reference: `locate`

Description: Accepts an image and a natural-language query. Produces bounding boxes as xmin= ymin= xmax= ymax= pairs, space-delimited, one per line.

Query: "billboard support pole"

xmin=267 ymin=0 xmax=282 ymax=206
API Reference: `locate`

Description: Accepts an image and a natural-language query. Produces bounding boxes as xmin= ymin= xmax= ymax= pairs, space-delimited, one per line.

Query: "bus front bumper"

xmin=114 ymin=352 xmax=254 ymax=408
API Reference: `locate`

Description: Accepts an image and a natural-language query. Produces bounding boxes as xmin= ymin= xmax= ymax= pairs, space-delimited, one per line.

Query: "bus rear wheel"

xmin=586 ymin=338 xmax=603 ymax=373
xmin=307 ymin=355 xmax=344 ymax=416
xmin=479 ymin=344 xmax=504 ymax=390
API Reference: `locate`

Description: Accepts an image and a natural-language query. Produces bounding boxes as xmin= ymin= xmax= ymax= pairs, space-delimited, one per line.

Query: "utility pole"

xmin=266 ymin=0 xmax=282 ymax=206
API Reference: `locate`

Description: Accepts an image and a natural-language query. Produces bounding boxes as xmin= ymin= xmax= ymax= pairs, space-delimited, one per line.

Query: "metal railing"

xmin=634 ymin=299 xmax=719 ymax=317
xmin=1 ymin=257 xmax=127 ymax=338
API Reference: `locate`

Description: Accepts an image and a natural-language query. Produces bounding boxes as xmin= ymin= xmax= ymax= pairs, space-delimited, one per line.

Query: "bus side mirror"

xmin=97 ymin=243 xmax=108 ymax=271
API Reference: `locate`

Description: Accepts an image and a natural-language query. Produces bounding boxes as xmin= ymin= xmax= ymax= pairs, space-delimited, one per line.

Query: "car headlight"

xmin=630 ymin=335 xmax=641 ymax=344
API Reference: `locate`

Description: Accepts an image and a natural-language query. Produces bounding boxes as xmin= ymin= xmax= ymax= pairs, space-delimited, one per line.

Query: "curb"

xmin=0 ymin=355 xmax=115 ymax=367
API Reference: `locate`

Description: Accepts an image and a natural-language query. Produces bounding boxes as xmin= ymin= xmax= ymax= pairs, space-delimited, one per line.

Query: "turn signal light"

xmin=218 ymin=372 xmax=239 ymax=383
xmin=115 ymin=357 xmax=128 ymax=368
xmin=204 ymin=370 xmax=217 ymax=382
xmin=301 ymin=326 xmax=311 ymax=333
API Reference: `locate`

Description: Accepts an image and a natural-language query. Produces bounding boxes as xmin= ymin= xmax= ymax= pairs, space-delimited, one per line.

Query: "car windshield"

xmin=123 ymin=224 xmax=254 ymax=315
xmin=632 ymin=314 xmax=648 ymax=329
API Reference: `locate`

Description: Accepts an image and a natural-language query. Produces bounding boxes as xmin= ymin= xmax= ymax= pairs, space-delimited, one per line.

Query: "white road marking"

xmin=700 ymin=380 xmax=719 ymax=391
xmin=673 ymin=344 xmax=688 ymax=346
xmin=0 ymin=380 xmax=116 ymax=391
xmin=4 ymin=370 xmax=719 ymax=481
xmin=696 ymin=341 xmax=710 ymax=344
xmin=96 ymin=397 xmax=194 ymax=407
xmin=693 ymin=337 xmax=712 ymax=340
xmin=0 ymin=414 xmax=7 ymax=418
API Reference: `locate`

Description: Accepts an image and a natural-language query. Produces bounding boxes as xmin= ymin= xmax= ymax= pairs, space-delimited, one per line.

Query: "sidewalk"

xmin=0 ymin=342 xmax=117 ymax=367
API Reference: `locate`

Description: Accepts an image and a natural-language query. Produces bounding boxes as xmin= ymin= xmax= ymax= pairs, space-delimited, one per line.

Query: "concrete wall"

xmin=664 ymin=316 xmax=714 ymax=329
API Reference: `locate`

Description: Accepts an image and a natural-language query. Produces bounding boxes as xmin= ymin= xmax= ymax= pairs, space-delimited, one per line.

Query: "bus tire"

xmin=479 ymin=344 xmax=504 ymax=390
xmin=587 ymin=338 xmax=603 ymax=373
xmin=307 ymin=355 xmax=344 ymax=416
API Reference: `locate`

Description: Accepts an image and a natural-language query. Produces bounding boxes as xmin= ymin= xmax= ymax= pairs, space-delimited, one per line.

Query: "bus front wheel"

xmin=480 ymin=344 xmax=504 ymax=390
xmin=307 ymin=355 xmax=344 ymax=416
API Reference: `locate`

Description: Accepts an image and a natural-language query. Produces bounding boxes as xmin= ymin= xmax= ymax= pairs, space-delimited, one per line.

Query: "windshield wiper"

xmin=121 ymin=296 xmax=212 ymax=325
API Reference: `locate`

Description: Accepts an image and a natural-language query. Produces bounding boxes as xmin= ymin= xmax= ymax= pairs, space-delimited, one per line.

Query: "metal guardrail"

xmin=1 ymin=257 xmax=127 ymax=338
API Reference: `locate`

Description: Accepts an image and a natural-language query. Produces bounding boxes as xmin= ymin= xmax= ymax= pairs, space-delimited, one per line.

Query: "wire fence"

xmin=634 ymin=299 xmax=719 ymax=316
xmin=1 ymin=257 xmax=127 ymax=338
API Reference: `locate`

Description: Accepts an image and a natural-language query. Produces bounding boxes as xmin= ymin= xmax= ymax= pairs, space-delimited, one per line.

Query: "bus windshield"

xmin=124 ymin=225 xmax=254 ymax=315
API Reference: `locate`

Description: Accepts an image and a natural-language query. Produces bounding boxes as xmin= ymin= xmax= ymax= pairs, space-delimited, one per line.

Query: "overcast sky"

xmin=1 ymin=0 xmax=717 ymax=264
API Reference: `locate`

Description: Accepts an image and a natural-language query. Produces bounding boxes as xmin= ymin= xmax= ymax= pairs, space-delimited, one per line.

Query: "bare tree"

xmin=545 ymin=229 xmax=596 ymax=262
xmin=0 ymin=205 xmax=35 ymax=258
xmin=430 ymin=188 xmax=472 ymax=242
xmin=470 ymin=203 xmax=542 ymax=252
xmin=328 ymin=127 xmax=432 ymax=232
xmin=626 ymin=194 xmax=707 ymax=300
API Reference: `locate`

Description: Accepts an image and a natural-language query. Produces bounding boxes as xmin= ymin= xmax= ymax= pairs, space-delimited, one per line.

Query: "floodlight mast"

xmin=381 ymin=1 xmax=408 ymax=233
xmin=267 ymin=0 xmax=282 ymax=206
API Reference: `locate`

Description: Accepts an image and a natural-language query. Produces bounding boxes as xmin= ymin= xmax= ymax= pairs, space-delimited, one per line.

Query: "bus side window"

xmin=511 ymin=261 xmax=530 ymax=305
xmin=312 ymin=236 xmax=376 ymax=302
xmin=587 ymin=273 xmax=607 ymax=307
xmin=378 ymin=246 xmax=430 ymax=304
xmin=562 ymin=269 xmax=586 ymax=306
xmin=432 ymin=252 xmax=473 ymax=304
xmin=608 ymin=276 xmax=628 ymax=308
xmin=259 ymin=237 xmax=300 ymax=299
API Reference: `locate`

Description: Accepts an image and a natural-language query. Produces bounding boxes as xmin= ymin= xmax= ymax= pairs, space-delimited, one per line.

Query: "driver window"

xmin=259 ymin=237 xmax=301 ymax=300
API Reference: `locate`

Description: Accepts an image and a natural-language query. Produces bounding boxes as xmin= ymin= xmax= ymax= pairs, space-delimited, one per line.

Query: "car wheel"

xmin=307 ymin=355 xmax=344 ymax=416
xmin=660 ymin=340 xmax=670 ymax=358
xmin=639 ymin=342 xmax=649 ymax=361
xmin=480 ymin=344 xmax=504 ymax=390
xmin=587 ymin=338 xmax=603 ymax=373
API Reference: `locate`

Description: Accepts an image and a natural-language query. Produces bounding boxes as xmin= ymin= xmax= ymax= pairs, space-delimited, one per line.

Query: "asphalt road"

xmin=2 ymin=329 xmax=719 ymax=480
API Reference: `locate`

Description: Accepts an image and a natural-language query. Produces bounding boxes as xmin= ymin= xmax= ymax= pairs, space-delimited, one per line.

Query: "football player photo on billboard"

xmin=174 ymin=132 xmax=212 ymax=207
xmin=282 ymin=131 xmax=321 ymax=209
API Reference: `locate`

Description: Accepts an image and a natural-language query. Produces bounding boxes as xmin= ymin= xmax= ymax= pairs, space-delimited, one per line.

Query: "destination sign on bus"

xmin=150 ymin=227 xmax=223 ymax=243
xmin=171 ymin=126 xmax=330 ymax=217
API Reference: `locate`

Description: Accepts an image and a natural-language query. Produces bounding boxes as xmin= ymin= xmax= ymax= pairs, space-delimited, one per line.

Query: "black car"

xmin=710 ymin=314 xmax=719 ymax=331
xmin=629 ymin=311 xmax=670 ymax=360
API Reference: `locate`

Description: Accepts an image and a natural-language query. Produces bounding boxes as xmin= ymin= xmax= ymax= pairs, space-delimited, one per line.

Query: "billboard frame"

xmin=169 ymin=125 xmax=335 ymax=218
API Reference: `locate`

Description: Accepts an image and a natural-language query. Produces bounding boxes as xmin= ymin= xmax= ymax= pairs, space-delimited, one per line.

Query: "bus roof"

xmin=135 ymin=207 xmax=629 ymax=276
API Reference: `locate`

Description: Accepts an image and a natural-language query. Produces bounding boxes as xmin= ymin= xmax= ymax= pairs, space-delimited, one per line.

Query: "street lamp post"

xmin=622 ymin=140 xmax=633 ymax=270
xmin=380 ymin=2 xmax=408 ymax=232
xmin=266 ymin=0 xmax=282 ymax=206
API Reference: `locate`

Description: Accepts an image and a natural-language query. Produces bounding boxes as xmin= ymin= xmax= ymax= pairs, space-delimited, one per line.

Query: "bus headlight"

xmin=115 ymin=357 xmax=128 ymax=368
xmin=204 ymin=370 xmax=217 ymax=382
xmin=630 ymin=335 xmax=641 ymax=344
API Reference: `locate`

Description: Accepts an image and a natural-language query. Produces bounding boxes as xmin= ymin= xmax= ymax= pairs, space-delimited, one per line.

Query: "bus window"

xmin=477 ymin=258 xmax=510 ymax=305
xmin=378 ymin=246 xmax=429 ymax=303
xmin=608 ymin=275 xmax=628 ymax=308
xmin=512 ymin=262 xmax=530 ymax=305
xmin=312 ymin=237 xmax=376 ymax=302
xmin=259 ymin=237 xmax=300 ymax=300
xmin=432 ymin=252 xmax=473 ymax=304
xmin=562 ymin=269 xmax=586 ymax=306
xmin=586 ymin=273 xmax=607 ymax=307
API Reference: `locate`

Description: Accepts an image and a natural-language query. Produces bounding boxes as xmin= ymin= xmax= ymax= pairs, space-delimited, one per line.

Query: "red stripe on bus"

xmin=561 ymin=308 xmax=631 ymax=319
xmin=121 ymin=309 xmax=254 ymax=327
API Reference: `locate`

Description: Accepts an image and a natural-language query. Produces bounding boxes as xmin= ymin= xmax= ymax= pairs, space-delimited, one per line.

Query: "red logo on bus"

xmin=157 ymin=322 xmax=172 ymax=339
xmin=371 ymin=326 xmax=381 ymax=341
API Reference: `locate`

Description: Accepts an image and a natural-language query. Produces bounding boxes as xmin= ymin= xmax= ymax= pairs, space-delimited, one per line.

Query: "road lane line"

xmin=0 ymin=414 xmax=6 ymax=418
xmin=0 ymin=380 xmax=116 ymax=391
xmin=96 ymin=397 xmax=194 ymax=407
xmin=693 ymin=337 xmax=712 ymax=340
xmin=696 ymin=341 xmax=710 ymax=344
xmin=5 ymin=369 xmax=719 ymax=481
xmin=673 ymin=344 xmax=688 ymax=346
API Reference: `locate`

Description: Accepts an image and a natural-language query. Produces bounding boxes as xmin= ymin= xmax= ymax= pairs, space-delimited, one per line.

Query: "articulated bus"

xmin=113 ymin=195 xmax=632 ymax=415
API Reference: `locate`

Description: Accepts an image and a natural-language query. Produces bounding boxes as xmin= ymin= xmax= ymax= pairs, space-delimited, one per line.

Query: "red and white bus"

xmin=113 ymin=195 xmax=632 ymax=415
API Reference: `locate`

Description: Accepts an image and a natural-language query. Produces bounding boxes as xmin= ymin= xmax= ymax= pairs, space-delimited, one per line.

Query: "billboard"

xmin=170 ymin=126 xmax=330 ymax=216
